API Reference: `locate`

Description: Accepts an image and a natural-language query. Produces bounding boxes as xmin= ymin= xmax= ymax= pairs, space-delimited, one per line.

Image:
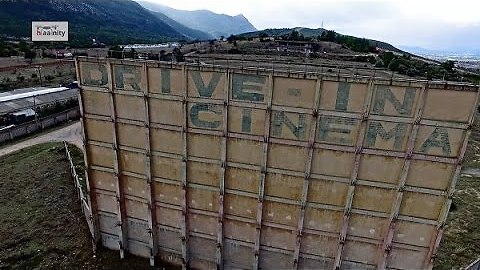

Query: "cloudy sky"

xmin=142 ymin=0 xmax=480 ymax=53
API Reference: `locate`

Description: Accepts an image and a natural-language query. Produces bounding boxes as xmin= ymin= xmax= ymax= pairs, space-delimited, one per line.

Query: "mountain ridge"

xmin=137 ymin=1 xmax=257 ymax=38
xmin=0 ymin=0 xmax=186 ymax=45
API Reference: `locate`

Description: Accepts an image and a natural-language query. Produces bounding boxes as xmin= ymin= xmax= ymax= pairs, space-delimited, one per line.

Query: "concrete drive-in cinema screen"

xmin=76 ymin=57 xmax=478 ymax=270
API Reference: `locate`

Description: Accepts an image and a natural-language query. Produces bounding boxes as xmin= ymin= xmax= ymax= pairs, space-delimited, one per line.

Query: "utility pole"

xmin=36 ymin=66 xmax=43 ymax=86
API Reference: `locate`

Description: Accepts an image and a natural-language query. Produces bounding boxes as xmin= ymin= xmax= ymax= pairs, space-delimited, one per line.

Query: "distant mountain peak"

xmin=137 ymin=1 xmax=257 ymax=38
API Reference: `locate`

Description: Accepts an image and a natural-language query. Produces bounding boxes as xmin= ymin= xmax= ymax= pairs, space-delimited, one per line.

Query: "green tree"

xmin=381 ymin=52 xmax=395 ymax=67
xmin=289 ymin=30 xmax=300 ymax=41
xmin=227 ymin=35 xmax=236 ymax=43
xmin=173 ymin=48 xmax=184 ymax=62
xmin=320 ymin=30 xmax=336 ymax=42
xmin=24 ymin=49 xmax=36 ymax=63
xmin=441 ymin=60 xmax=455 ymax=72
xmin=107 ymin=45 xmax=123 ymax=59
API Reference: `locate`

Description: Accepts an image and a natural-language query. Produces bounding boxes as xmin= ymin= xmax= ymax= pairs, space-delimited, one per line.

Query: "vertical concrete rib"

xmin=293 ymin=77 xmax=323 ymax=269
xmin=180 ymin=65 xmax=189 ymax=270
xmin=75 ymin=58 xmax=100 ymax=252
xmin=253 ymin=74 xmax=274 ymax=269
xmin=107 ymin=60 xmax=128 ymax=258
xmin=334 ymin=79 xmax=375 ymax=269
xmin=216 ymin=70 xmax=230 ymax=269
xmin=377 ymin=85 xmax=428 ymax=269
xmin=142 ymin=63 xmax=158 ymax=266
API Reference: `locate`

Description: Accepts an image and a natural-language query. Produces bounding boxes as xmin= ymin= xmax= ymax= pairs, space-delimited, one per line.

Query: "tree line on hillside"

xmin=229 ymin=30 xmax=376 ymax=53
xmin=377 ymin=51 xmax=480 ymax=82
xmin=106 ymin=45 xmax=185 ymax=62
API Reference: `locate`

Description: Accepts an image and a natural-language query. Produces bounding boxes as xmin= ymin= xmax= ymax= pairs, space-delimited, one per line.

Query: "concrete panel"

xmin=114 ymin=94 xmax=145 ymax=121
xmin=112 ymin=64 xmax=145 ymax=92
xmin=98 ymin=213 xmax=118 ymax=236
xmin=123 ymin=175 xmax=148 ymax=199
xmin=96 ymin=192 xmax=117 ymax=214
xmin=90 ymin=169 xmax=115 ymax=192
xmin=188 ymin=188 xmax=219 ymax=212
xmin=414 ymin=125 xmax=465 ymax=157
xmin=151 ymin=156 xmax=182 ymax=181
xmin=156 ymin=207 xmax=182 ymax=229
xmin=224 ymin=241 xmax=253 ymax=269
xmin=188 ymin=134 xmax=221 ymax=159
xmin=423 ymin=88 xmax=477 ymax=122
xmin=119 ymin=150 xmax=145 ymax=175
xmin=303 ymin=208 xmax=343 ymax=233
xmin=187 ymin=71 xmax=226 ymax=99
xmin=273 ymin=77 xmax=316 ymax=108
xmin=393 ymin=220 xmax=435 ymax=248
xmin=150 ymin=129 xmax=182 ymax=155
xmin=348 ymin=214 xmax=388 ymax=240
xmin=407 ymin=160 xmax=454 ymax=190
xmin=148 ymin=67 xmax=184 ymax=96
xmin=224 ymin=219 xmax=256 ymax=243
xmin=227 ymin=138 xmax=263 ymax=166
xmin=352 ymin=186 xmax=396 ymax=213
xmin=157 ymin=227 xmax=182 ymax=251
xmin=370 ymin=85 xmax=421 ymax=118
xmin=224 ymin=193 xmax=257 ymax=220
xmin=262 ymin=200 xmax=299 ymax=227
xmin=311 ymin=149 xmax=355 ymax=178
xmin=319 ymin=81 xmax=368 ymax=113
xmin=187 ymin=161 xmax=220 ymax=188
xmin=307 ymin=179 xmax=349 ymax=206
xmin=149 ymin=98 xmax=183 ymax=126
xmin=259 ymin=248 xmax=294 ymax=269
xmin=343 ymin=240 xmax=379 ymax=265
xmin=399 ymin=192 xmax=444 ymax=220
xmin=189 ymin=213 xmax=217 ymax=237
xmin=84 ymin=118 xmax=113 ymax=143
xmin=225 ymin=167 xmax=260 ymax=194
xmin=117 ymin=122 xmax=145 ymax=149
xmin=127 ymin=218 xmax=150 ymax=243
xmin=268 ymin=144 xmax=308 ymax=172
xmin=261 ymin=226 xmax=296 ymax=250
xmin=270 ymin=111 xmax=312 ymax=141
xmin=82 ymin=91 xmax=111 ymax=116
xmin=79 ymin=62 xmax=109 ymax=88
xmin=316 ymin=115 xmax=361 ymax=146
xmin=358 ymin=154 xmax=403 ymax=184
xmin=125 ymin=198 xmax=148 ymax=221
xmin=265 ymin=173 xmax=303 ymax=201
xmin=300 ymin=233 xmax=338 ymax=257
xmin=228 ymin=106 xmax=266 ymax=136
xmin=153 ymin=181 xmax=181 ymax=206
xmin=87 ymin=144 xmax=113 ymax=168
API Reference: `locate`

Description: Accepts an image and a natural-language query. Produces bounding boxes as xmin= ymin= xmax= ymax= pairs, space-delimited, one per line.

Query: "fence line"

xmin=0 ymin=107 xmax=80 ymax=144
xmin=64 ymin=141 xmax=95 ymax=239
xmin=466 ymin=259 xmax=480 ymax=270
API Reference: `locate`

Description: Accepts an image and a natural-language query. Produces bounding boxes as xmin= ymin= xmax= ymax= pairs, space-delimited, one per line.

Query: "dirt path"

xmin=0 ymin=121 xmax=82 ymax=157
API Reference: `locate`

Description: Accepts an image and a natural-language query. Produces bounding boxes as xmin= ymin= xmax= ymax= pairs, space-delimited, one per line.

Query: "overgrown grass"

xmin=0 ymin=143 xmax=178 ymax=269
xmin=435 ymin=119 xmax=480 ymax=269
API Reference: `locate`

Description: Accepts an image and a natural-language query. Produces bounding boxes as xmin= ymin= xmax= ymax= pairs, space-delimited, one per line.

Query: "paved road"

xmin=0 ymin=121 xmax=82 ymax=157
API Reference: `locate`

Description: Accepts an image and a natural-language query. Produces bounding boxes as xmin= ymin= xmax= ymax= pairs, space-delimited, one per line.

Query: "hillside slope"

xmin=138 ymin=1 xmax=257 ymax=38
xmin=241 ymin=27 xmax=403 ymax=52
xmin=0 ymin=0 xmax=185 ymax=45
xmin=149 ymin=10 xmax=213 ymax=40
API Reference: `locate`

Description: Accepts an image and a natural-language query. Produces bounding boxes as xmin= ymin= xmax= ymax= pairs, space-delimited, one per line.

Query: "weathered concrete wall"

xmin=76 ymin=57 xmax=479 ymax=270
